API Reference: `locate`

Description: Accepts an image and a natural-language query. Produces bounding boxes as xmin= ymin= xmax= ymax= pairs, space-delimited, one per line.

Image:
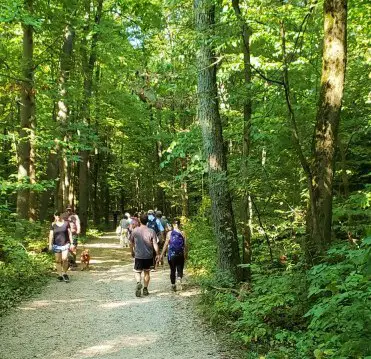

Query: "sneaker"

xmin=62 ymin=274 xmax=70 ymax=283
xmin=171 ymin=284 xmax=176 ymax=292
xmin=176 ymin=278 xmax=182 ymax=291
xmin=143 ymin=287 xmax=149 ymax=296
xmin=57 ymin=275 xmax=64 ymax=282
xmin=135 ymin=282 xmax=143 ymax=297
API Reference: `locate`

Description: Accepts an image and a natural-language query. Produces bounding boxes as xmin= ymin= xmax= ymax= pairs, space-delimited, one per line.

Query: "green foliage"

xmin=193 ymin=218 xmax=370 ymax=358
xmin=185 ymin=196 xmax=217 ymax=277
xmin=0 ymin=213 xmax=52 ymax=316
xmin=302 ymin=238 xmax=371 ymax=358
xmin=0 ymin=227 xmax=52 ymax=316
xmin=333 ymin=186 xmax=371 ymax=239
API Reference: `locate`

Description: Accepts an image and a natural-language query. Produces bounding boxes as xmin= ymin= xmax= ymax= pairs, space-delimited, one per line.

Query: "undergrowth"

xmin=0 ymin=214 xmax=53 ymax=316
xmin=187 ymin=210 xmax=371 ymax=358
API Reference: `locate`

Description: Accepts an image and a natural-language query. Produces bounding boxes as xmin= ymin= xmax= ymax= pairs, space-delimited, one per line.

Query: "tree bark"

xmin=57 ymin=24 xmax=75 ymax=210
xmin=195 ymin=0 xmax=241 ymax=283
xmin=308 ymin=0 xmax=347 ymax=257
xmin=232 ymin=0 xmax=253 ymax=281
xmin=17 ymin=0 xmax=35 ymax=220
xmin=79 ymin=0 xmax=103 ymax=235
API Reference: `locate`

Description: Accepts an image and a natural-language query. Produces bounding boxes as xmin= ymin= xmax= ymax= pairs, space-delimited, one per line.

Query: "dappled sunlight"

xmin=177 ymin=288 xmax=201 ymax=297
xmin=83 ymin=242 xmax=122 ymax=249
xmin=72 ymin=333 xmax=158 ymax=358
xmin=19 ymin=298 xmax=86 ymax=311
xmin=100 ymin=297 xmax=152 ymax=309
xmin=85 ymin=258 xmax=122 ymax=264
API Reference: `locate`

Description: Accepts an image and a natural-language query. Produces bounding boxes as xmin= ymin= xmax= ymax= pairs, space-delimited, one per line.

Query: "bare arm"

xmin=160 ymin=231 xmax=171 ymax=258
xmin=76 ymin=216 xmax=81 ymax=235
xmin=68 ymin=227 xmax=72 ymax=244
xmin=48 ymin=230 xmax=53 ymax=250
xmin=129 ymin=232 xmax=135 ymax=257
xmin=153 ymin=235 xmax=159 ymax=257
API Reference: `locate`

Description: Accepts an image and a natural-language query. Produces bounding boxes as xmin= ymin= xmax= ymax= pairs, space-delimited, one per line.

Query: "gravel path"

xmin=0 ymin=232 xmax=235 ymax=359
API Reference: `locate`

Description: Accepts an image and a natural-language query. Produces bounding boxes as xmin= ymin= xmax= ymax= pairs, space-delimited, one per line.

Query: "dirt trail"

xmin=0 ymin=232 xmax=235 ymax=359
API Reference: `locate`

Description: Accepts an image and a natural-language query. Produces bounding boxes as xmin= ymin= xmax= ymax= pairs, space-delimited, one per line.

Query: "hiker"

xmin=129 ymin=213 xmax=160 ymax=297
xmin=49 ymin=211 xmax=72 ymax=282
xmin=119 ymin=214 xmax=130 ymax=247
xmin=64 ymin=204 xmax=81 ymax=269
xmin=147 ymin=210 xmax=164 ymax=270
xmin=129 ymin=212 xmax=140 ymax=232
xmin=160 ymin=214 xmax=171 ymax=232
xmin=160 ymin=218 xmax=187 ymax=291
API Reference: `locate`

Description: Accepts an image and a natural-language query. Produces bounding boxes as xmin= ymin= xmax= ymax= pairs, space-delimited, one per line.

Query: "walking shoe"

xmin=171 ymin=284 xmax=176 ymax=292
xmin=135 ymin=282 xmax=143 ymax=297
xmin=62 ymin=274 xmax=70 ymax=283
xmin=57 ymin=275 xmax=64 ymax=282
xmin=143 ymin=287 xmax=149 ymax=296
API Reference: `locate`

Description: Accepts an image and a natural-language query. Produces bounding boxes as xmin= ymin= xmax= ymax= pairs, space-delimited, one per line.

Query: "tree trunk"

xmin=308 ymin=0 xmax=347 ymax=258
xmin=39 ymin=151 xmax=58 ymax=221
xmin=17 ymin=0 xmax=35 ymax=220
xmin=232 ymin=0 xmax=253 ymax=281
xmin=92 ymin=152 xmax=100 ymax=225
xmin=195 ymin=0 xmax=241 ymax=283
xmin=79 ymin=0 xmax=103 ymax=235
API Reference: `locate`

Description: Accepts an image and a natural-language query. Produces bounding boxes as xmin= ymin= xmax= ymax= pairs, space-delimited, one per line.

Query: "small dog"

xmin=80 ymin=249 xmax=90 ymax=270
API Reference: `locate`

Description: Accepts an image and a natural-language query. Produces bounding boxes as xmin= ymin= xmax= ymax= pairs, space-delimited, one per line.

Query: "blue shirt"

xmin=148 ymin=215 xmax=164 ymax=231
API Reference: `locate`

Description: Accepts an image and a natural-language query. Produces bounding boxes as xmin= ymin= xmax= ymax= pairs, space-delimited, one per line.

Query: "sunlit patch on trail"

xmin=100 ymin=297 xmax=152 ymax=309
xmin=73 ymin=334 xmax=158 ymax=358
xmin=83 ymin=242 xmax=122 ymax=249
xmin=19 ymin=298 xmax=86 ymax=310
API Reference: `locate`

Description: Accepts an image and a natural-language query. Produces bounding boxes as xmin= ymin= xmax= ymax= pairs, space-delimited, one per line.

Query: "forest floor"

xmin=0 ymin=232 xmax=241 ymax=359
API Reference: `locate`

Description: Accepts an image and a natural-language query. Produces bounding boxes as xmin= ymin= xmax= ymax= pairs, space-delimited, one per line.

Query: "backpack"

xmin=168 ymin=230 xmax=185 ymax=258
xmin=147 ymin=217 xmax=160 ymax=234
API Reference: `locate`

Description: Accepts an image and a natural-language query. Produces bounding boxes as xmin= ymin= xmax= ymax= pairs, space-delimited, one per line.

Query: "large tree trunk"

xmin=308 ymin=0 xmax=347 ymax=258
xmin=17 ymin=0 xmax=35 ymax=220
xmin=58 ymin=25 xmax=75 ymax=210
xmin=195 ymin=0 xmax=241 ymax=283
xmin=232 ymin=0 xmax=253 ymax=281
xmin=79 ymin=0 xmax=103 ymax=235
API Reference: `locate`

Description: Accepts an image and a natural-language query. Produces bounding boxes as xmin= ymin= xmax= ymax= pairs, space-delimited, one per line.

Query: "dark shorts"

xmin=134 ymin=258 xmax=153 ymax=272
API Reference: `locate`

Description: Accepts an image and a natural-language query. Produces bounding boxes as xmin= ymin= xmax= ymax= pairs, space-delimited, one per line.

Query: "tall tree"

xmin=17 ymin=0 xmax=35 ymax=220
xmin=79 ymin=0 xmax=103 ymax=235
xmin=195 ymin=0 xmax=241 ymax=283
xmin=57 ymin=23 xmax=75 ymax=211
xmin=308 ymin=0 xmax=348 ymax=258
xmin=232 ymin=0 xmax=253 ymax=281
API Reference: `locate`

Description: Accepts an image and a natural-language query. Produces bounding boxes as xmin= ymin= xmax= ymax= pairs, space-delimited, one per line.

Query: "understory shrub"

xmin=300 ymin=237 xmax=371 ymax=358
xmin=190 ymin=222 xmax=370 ymax=358
xmin=0 ymin=217 xmax=53 ymax=316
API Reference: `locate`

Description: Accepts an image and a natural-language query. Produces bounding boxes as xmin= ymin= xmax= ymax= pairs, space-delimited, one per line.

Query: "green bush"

xmin=300 ymin=237 xmax=371 ymax=358
xmin=0 ymin=217 xmax=53 ymax=316
xmin=185 ymin=197 xmax=217 ymax=277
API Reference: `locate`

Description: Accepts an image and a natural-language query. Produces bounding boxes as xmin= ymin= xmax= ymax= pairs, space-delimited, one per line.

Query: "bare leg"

xmin=55 ymin=253 xmax=62 ymax=275
xmin=134 ymin=271 xmax=143 ymax=297
xmin=143 ymin=271 xmax=150 ymax=288
xmin=61 ymin=250 xmax=69 ymax=273
xmin=134 ymin=271 xmax=142 ymax=284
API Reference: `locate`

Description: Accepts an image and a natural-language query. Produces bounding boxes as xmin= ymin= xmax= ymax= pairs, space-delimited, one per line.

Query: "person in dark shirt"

xmin=129 ymin=213 xmax=159 ymax=297
xmin=48 ymin=211 xmax=72 ymax=282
